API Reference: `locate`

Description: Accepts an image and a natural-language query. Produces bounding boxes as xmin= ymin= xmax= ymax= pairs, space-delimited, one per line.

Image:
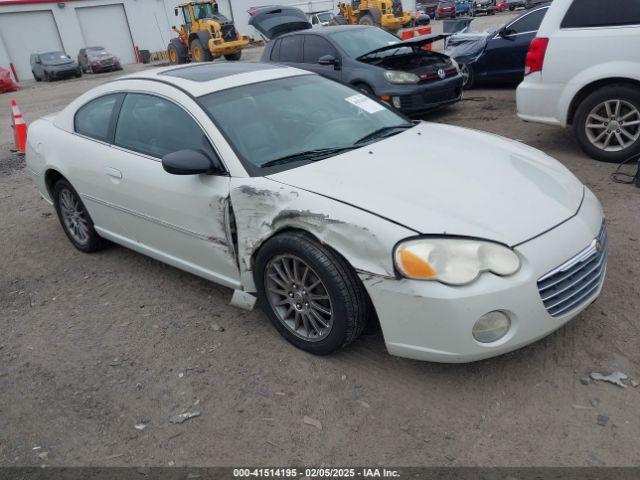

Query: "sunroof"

xmin=160 ymin=62 xmax=280 ymax=82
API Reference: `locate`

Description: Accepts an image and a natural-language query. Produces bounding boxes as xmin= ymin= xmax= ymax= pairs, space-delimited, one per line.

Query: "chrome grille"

xmin=537 ymin=222 xmax=607 ymax=317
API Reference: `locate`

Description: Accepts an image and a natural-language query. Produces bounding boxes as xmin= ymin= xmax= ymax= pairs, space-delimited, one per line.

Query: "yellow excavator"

xmin=336 ymin=0 xmax=411 ymax=33
xmin=168 ymin=0 xmax=249 ymax=63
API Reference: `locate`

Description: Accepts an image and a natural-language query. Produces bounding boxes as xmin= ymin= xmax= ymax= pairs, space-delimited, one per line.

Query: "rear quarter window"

xmin=561 ymin=0 xmax=640 ymax=28
xmin=74 ymin=94 xmax=121 ymax=142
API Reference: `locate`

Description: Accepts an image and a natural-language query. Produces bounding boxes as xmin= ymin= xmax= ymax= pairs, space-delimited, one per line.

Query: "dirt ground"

xmin=1 ymin=14 xmax=640 ymax=468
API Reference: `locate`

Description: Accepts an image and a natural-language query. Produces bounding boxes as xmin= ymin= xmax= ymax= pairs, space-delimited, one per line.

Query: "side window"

xmin=74 ymin=94 xmax=121 ymax=142
xmin=270 ymin=39 xmax=282 ymax=61
xmin=561 ymin=0 xmax=640 ymax=28
xmin=508 ymin=8 xmax=547 ymax=34
xmin=303 ymin=35 xmax=338 ymax=63
xmin=279 ymin=35 xmax=303 ymax=63
xmin=114 ymin=93 xmax=211 ymax=158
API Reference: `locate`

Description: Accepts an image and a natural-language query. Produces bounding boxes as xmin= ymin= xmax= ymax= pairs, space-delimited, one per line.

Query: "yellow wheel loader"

xmin=336 ymin=0 xmax=411 ymax=33
xmin=168 ymin=1 xmax=249 ymax=64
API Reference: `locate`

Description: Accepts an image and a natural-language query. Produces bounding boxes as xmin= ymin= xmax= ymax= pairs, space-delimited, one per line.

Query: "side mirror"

xmin=318 ymin=54 xmax=341 ymax=69
xmin=162 ymin=149 xmax=225 ymax=176
xmin=499 ymin=27 xmax=515 ymax=38
xmin=35 ymin=58 xmax=42 ymax=64
xmin=174 ymin=8 xmax=179 ymax=16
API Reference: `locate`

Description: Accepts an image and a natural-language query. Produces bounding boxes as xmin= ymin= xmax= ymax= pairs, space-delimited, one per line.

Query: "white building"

xmin=0 ymin=0 xmax=414 ymax=81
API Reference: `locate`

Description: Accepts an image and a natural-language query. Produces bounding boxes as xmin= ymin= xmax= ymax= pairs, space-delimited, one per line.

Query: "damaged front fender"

xmin=229 ymin=177 xmax=416 ymax=292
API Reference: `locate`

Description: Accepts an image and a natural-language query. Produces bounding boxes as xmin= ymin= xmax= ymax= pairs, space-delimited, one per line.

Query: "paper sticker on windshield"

xmin=345 ymin=94 xmax=386 ymax=114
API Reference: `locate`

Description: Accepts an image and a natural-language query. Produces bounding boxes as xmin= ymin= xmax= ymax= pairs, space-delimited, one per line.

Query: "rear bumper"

xmin=516 ymin=75 xmax=567 ymax=127
xmin=208 ymin=37 xmax=250 ymax=56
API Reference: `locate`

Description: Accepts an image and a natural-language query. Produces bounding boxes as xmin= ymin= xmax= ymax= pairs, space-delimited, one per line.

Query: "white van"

xmin=516 ymin=0 xmax=640 ymax=162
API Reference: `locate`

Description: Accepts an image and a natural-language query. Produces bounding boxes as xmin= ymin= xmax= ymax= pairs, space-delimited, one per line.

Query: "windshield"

xmin=193 ymin=3 xmax=216 ymax=19
xmin=40 ymin=52 xmax=70 ymax=64
xmin=329 ymin=28 xmax=402 ymax=58
xmin=316 ymin=12 xmax=334 ymax=22
xmin=199 ymin=75 xmax=410 ymax=173
xmin=87 ymin=47 xmax=109 ymax=58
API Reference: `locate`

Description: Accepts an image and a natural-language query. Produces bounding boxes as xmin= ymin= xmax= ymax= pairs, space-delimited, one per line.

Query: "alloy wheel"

xmin=585 ymin=99 xmax=640 ymax=152
xmin=265 ymin=254 xmax=333 ymax=342
xmin=59 ymin=188 xmax=90 ymax=246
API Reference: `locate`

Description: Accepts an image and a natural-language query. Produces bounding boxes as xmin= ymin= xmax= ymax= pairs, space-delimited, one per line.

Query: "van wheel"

xmin=574 ymin=84 xmax=640 ymax=163
xmin=254 ymin=231 xmax=369 ymax=356
xmin=53 ymin=179 xmax=108 ymax=253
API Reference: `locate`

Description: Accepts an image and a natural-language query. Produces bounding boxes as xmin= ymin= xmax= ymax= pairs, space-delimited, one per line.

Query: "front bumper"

xmin=208 ymin=36 xmax=250 ymax=56
xmin=361 ymin=188 xmax=605 ymax=363
xmin=382 ymin=74 xmax=464 ymax=115
xmin=48 ymin=68 xmax=79 ymax=79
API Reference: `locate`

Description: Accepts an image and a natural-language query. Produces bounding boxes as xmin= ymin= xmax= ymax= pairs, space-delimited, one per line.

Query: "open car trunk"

xmin=248 ymin=6 xmax=311 ymax=39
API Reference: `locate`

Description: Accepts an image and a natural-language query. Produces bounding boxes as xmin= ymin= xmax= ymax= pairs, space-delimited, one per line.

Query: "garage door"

xmin=76 ymin=4 xmax=136 ymax=65
xmin=0 ymin=11 xmax=63 ymax=81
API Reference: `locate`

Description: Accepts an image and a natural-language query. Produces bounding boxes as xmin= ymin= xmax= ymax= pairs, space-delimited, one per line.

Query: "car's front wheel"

xmin=574 ymin=84 xmax=640 ymax=163
xmin=53 ymin=179 xmax=108 ymax=253
xmin=460 ymin=63 xmax=475 ymax=89
xmin=255 ymin=231 xmax=369 ymax=355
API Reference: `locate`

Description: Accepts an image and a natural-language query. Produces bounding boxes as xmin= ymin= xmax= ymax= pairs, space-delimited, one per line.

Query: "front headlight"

xmin=394 ymin=238 xmax=521 ymax=285
xmin=384 ymin=70 xmax=420 ymax=84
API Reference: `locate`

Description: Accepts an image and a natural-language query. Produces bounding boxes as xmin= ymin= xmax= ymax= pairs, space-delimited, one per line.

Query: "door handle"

xmin=104 ymin=167 xmax=123 ymax=180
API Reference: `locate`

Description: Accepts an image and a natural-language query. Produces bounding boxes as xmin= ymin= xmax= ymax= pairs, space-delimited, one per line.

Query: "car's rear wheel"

xmin=574 ymin=85 xmax=640 ymax=163
xmin=255 ymin=231 xmax=369 ymax=355
xmin=53 ymin=179 xmax=108 ymax=253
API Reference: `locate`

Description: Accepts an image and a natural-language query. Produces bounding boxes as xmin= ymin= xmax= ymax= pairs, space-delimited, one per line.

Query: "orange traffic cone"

xmin=10 ymin=99 xmax=27 ymax=154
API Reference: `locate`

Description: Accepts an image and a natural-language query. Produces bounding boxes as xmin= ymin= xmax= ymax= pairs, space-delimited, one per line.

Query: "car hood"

xmin=248 ymin=5 xmax=311 ymax=39
xmin=358 ymin=34 xmax=450 ymax=59
xmin=267 ymin=123 xmax=584 ymax=246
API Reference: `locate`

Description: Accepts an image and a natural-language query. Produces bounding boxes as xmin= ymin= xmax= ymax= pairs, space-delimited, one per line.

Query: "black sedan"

xmin=251 ymin=6 xmax=463 ymax=116
xmin=445 ymin=4 xmax=548 ymax=89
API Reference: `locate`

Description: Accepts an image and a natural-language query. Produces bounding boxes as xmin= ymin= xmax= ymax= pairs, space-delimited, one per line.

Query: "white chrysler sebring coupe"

xmin=26 ymin=63 xmax=607 ymax=363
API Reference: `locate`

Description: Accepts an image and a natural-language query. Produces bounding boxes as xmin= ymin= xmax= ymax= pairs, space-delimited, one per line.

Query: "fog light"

xmin=392 ymin=96 xmax=401 ymax=109
xmin=472 ymin=311 xmax=510 ymax=343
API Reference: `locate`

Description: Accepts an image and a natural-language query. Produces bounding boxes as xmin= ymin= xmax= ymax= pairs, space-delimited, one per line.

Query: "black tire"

xmin=461 ymin=62 xmax=475 ymax=90
xmin=358 ymin=13 xmax=375 ymax=26
xmin=33 ymin=71 xmax=41 ymax=82
xmin=224 ymin=51 xmax=242 ymax=61
xmin=75 ymin=69 xmax=82 ymax=78
xmin=168 ymin=39 xmax=188 ymax=65
xmin=44 ymin=71 xmax=51 ymax=82
xmin=574 ymin=84 xmax=640 ymax=163
xmin=509 ymin=5 xmax=515 ymax=10
xmin=190 ymin=38 xmax=213 ymax=62
xmin=53 ymin=179 xmax=108 ymax=253
xmin=254 ymin=231 xmax=369 ymax=356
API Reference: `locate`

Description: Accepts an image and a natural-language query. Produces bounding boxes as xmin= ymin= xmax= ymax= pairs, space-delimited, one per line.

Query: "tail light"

xmin=524 ymin=37 xmax=549 ymax=76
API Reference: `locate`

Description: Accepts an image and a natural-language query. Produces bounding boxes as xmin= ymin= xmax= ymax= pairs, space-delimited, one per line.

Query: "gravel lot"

xmin=1 ymin=13 xmax=640 ymax=468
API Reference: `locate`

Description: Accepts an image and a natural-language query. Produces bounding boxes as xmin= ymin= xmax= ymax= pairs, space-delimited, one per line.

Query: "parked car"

xmin=525 ymin=0 xmax=550 ymax=8
xmin=26 ymin=62 xmax=607 ymax=362
xmin=455 ymin=0 xmax=474 ymax=16
xmin=446 ymin=4 xmax=549 ymax=88
xmin=517 ymin=0 xmax=640 ymax=163
xmin=78 ymin=47 xmax=122 ymax=74
xmin=30 ymin=52 xmax=82 ymax=81
xmin=418 ymin=0 xmax=439 ymax=17
xmin=413 ymin=7 xmax=432 ymax=25
xmin=473 ymin=0 xmax=496 ymax=15
xmin=435 ymin=1 xmax=457 ymax=19
xmin=252 ymin=7 xmax=463 ymax=115
xmin=496 ymin=0 xmax=509 ymax=12
xmin=309 ymin=10 xmax=336 ymax=27
xmin=0 ymin=67 xmax=18 ymax=93
xmin=507 ymin=0 xmax=526 ymax=10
